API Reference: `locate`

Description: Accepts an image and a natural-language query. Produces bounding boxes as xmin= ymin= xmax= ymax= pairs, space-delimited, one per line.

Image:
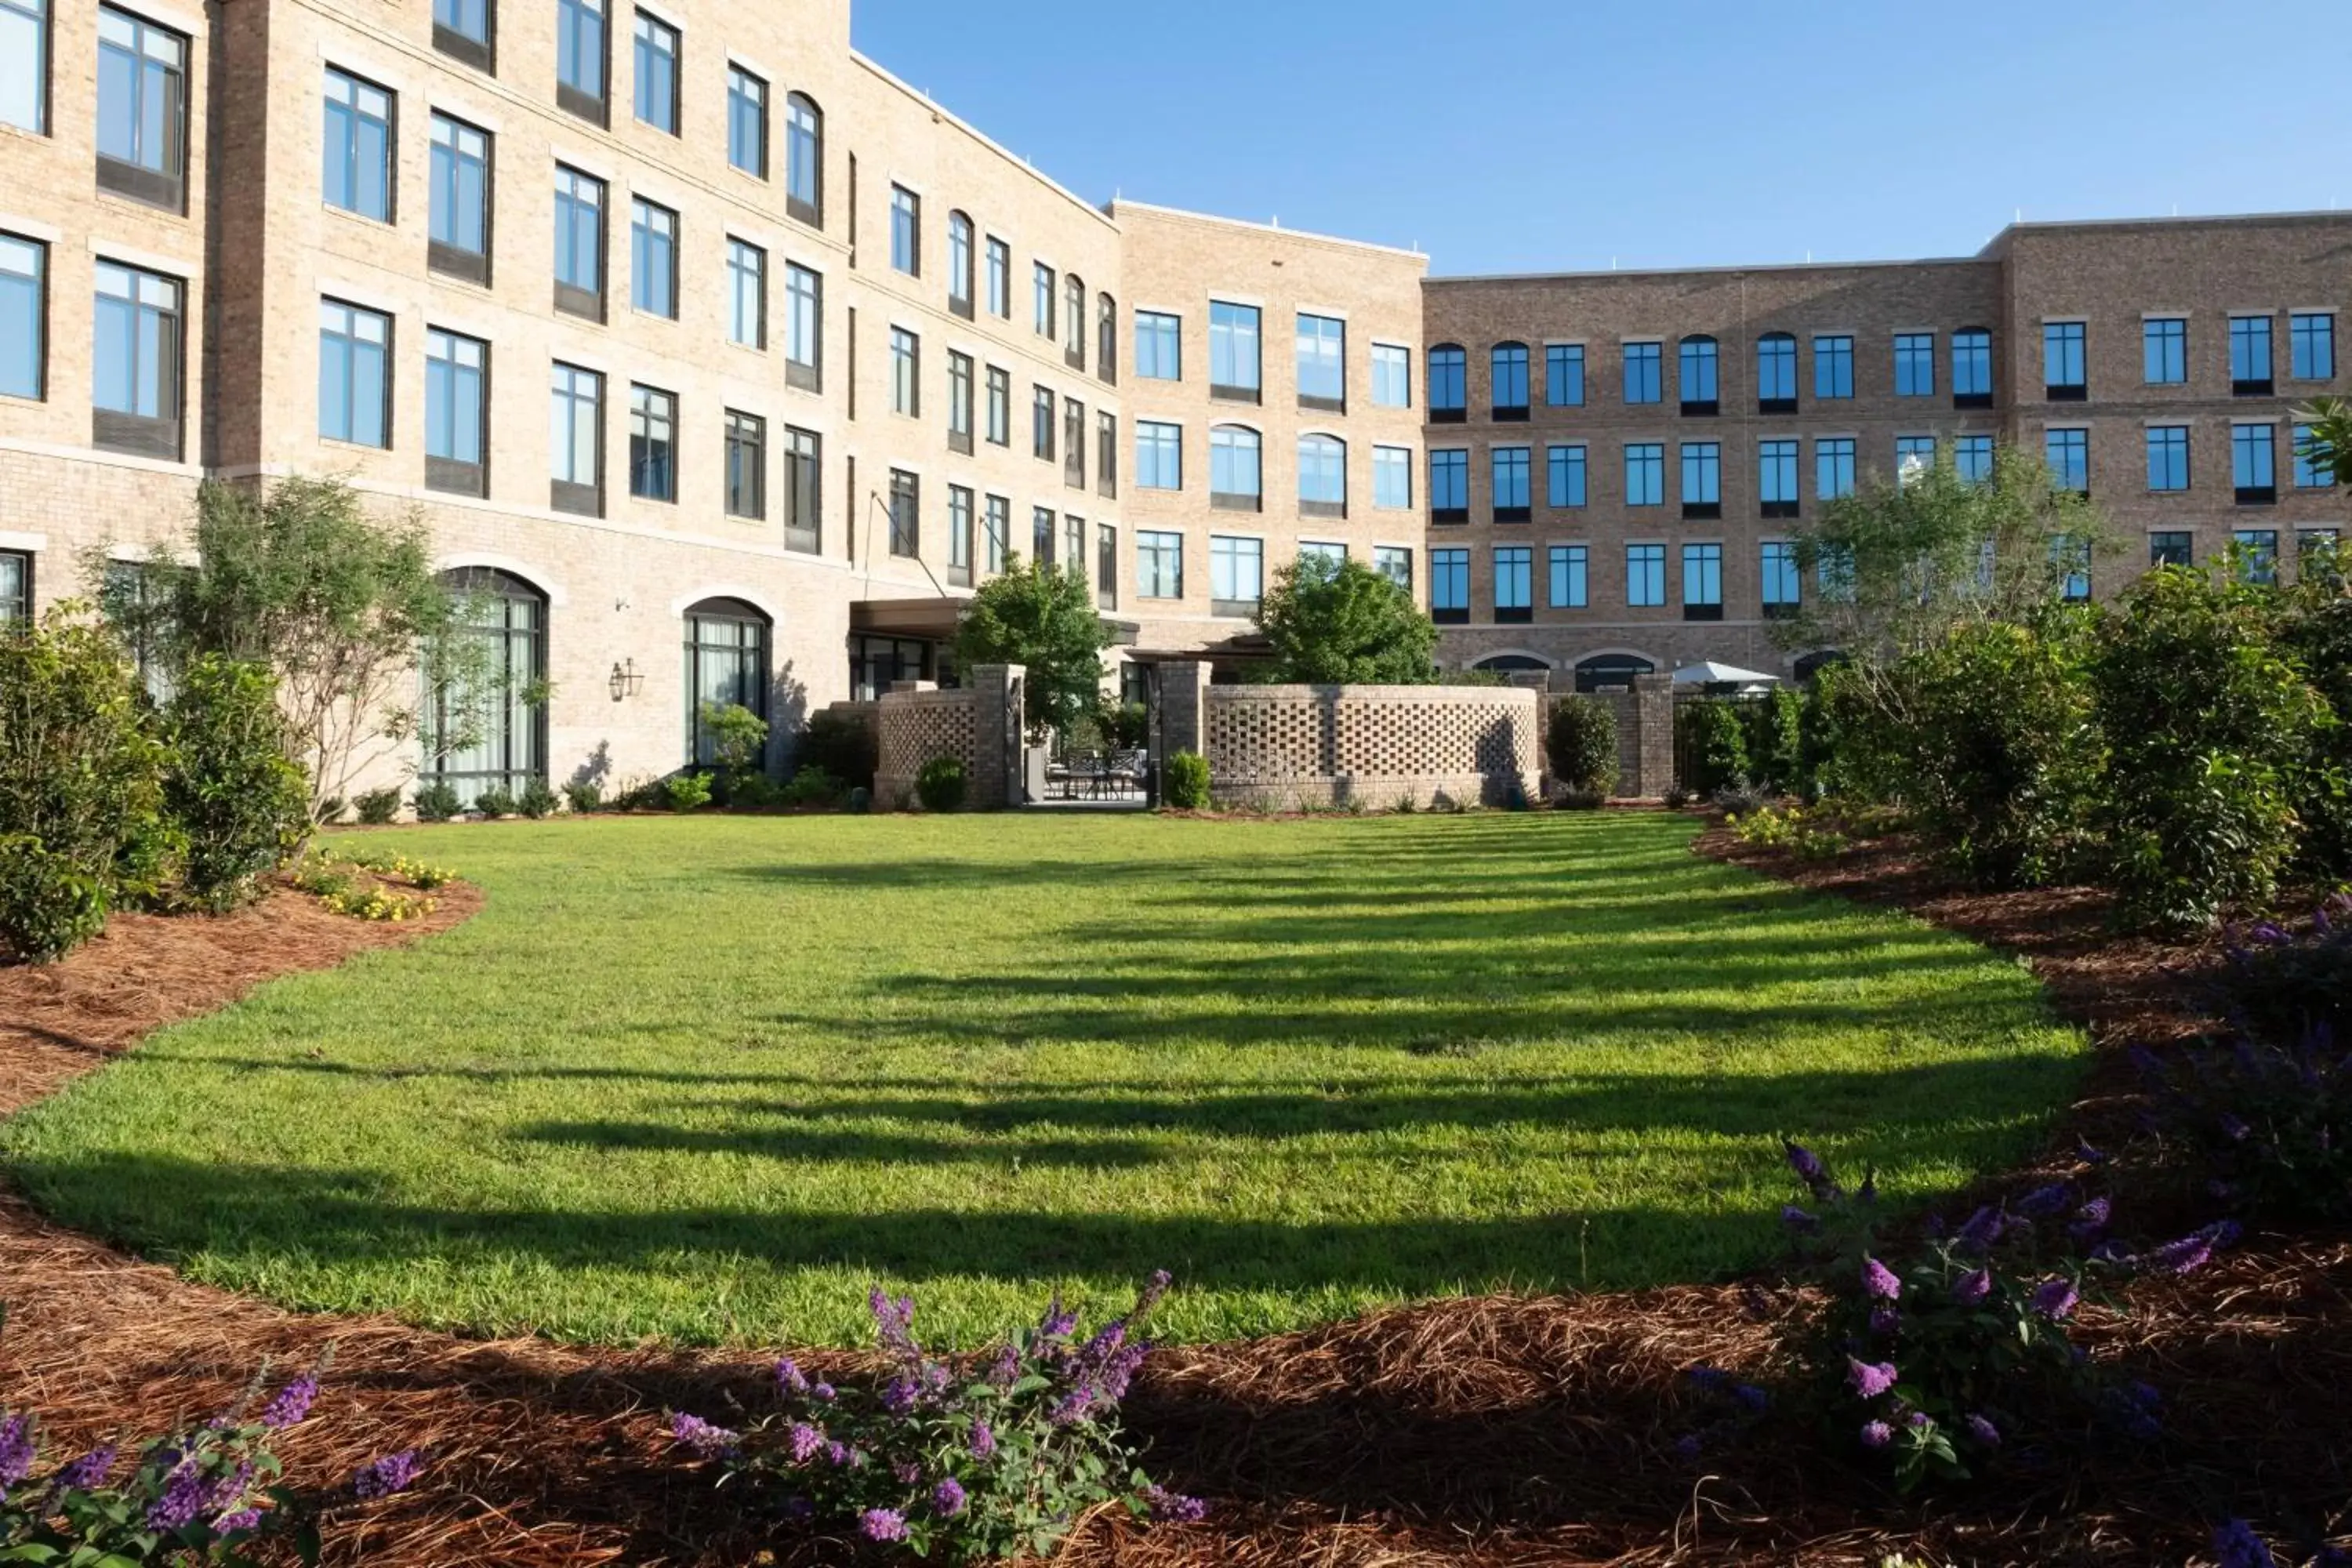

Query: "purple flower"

xmin=1953 ymin=1205 xmax=2005 ymax=1254
xmin=2214 ymin=1519 xmax=2280 ymax=1568
xmin=260 ymin=1373 xmax=318 ymax=1430
xmin=1733 ymin=1383 xmax=1769 ymax=1414
xmin=1904 ymin=1410 xmax=1932 ymax=1430
xmin=1782 ymin=1138 xmax=1840 ymax=1200
xmin=1673 ymin=1433 xmax=1703 ymax=1461
xmin=859 ymin=1508 xmax=910 ymax=1543
xmin=787 ymin=1423 xmax=824 ymax=1465
xmin=1142 ymin=1484 xmax=1208 ymax=1523
xmin=213 ymin=1507 xmax=264 ymax=1534
xmin=354 ymin=1450 xmax=422 ymax=1500
xmin=881 ymin=1377 xmax=922 ymax=1416
xmin=869 ymin=1290 xmax=920 ymax=1363
xmin=2070 ymin=1197 xmax=2112 ymax=1243
xmin=931 ymin=1477 xmax=968 ymax=1518
xmin=892 ymin=1459 xmax=922 ymax=1486
xmin=2031 ymin=1278 xmax=2079 ymax=1321
xmin=670 ymin=1412 xmax=739 ymax=1460
xmin=1860 ymin=1421 xmax=1893 ymax=1450
xmin=774 ymin=1358 xmax=808 ymax=1396
xmin=985 ymin=1344 xmax=1021 ymax=1388
xmin=1132 ymin=1269 xmax=1173 ymax=1320
xmin=825 ymin=1441 xmax=855 ymax=1469
xmin=1965 ymin=1414 xmax=2000 ymax=1448
xmin=1862 ymin=1256 xmax=1902 ymax=1301
xmin=146 ymin=1465 xmax=210 ymax=1530
xmin=1047 ymin=1385 xmax=1098 ymax=1426
xmin=1686 ymin=1367 xmax=1730 ymax=1395
xmin=0 ymin=1416 xmax=33 ymax=1489
xmin=1952 ymin=1268 xmax=1993 ymax=1306
xmin=2220 ymin=1113 xmax=2252 ymax=1142
xmin=968 ymin=1421 xmax=997 ymax=1461
xmin=1846 ymin=1358 xmax=1899 ymax=1399
xmin=1037 ymin=1294 xmax=1078 ymax=1341
xmin=2016 ymin=1183 xmax=2072 ymax=1219
xmin=2075 ymin=1137 xmax=2109 ymax=1167
xmin=811 ymin=1381 xmax=837 ymax=1403
xmin=48 ymin=1445 xmax=117 ymax=1496
xmin=1780 ymin=1204 xmax=1820 ymax=1232
xmin=1869 ymin=1305 xmax=1900 ymax=1337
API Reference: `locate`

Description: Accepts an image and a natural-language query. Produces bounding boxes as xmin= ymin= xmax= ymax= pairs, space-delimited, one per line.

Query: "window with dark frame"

xmin=632 ymin=10 xmax=677 ymax=135
xmin=1761 ymin=540 xmax=1800 ymax=618
xmin=91 ymin=258 xmax=180 ymax=459
xmin=1756 ymin=332 xmax=1798 ymax=412
xmin=1759 ymin=438 xmax=1799 ymax=518
xmin=2144 ymin=317 xmax=2187 ymax=385
xmin=1680 ymin=441 xmax=1720 ymax=518
xmin=1 ymin=234 xmax=46 ymax=402
xmin=1813 ymin=334 xmax=1853 ymax=400
xmin=724 ymin=408 xmax=764 ymax=520
xmin=1 ymin=0 xmax=46 ymax=134
xmin=1622 ymin=341 xmax=1662 ymax=405
xmin=1430 ymin=547 xmax=1468 ymax=624
xmin=2147 ymin=425 xmax=2190 ymax=492
xmin=318 ymin=298 xmax=391 ymax=448
xmin=889 ymin=184 xmax=919 ymax=275
xmin=1678 ymin=336 xmax=1719 ymax=415
xmin=784 ymin=93 xmax=822 ymax=226
xmin=782 ymin=424 xmax=819 ymax=552
xmin=1299 ymin=432 xmax=1346 ymax=517
xmin=887 ymin=468 xmax=918 ymax=557
xmin=2045 ymin=427 xmax=2089 ymax=497
xmin=1063 ymin=396 xmax=1085 ymax=489
xmin=1209 ymin=534 xmax=1263 ymax=617
xmin=728 ymin=64 xmax=769 ymax=178
xmin=630 ymin=197 xmax=677 ymax=318
xmin=784 ymin=262 xmax=819 ymax=390
xmin=1624 ymin=441 xmax=1664 ymax=507
xmin=1209 ymin=424 xmax=1261 ymax=511
xmin=1625 ymin=543 xmax=1666 ymax=608
xmin=2292 ymin=312 xmax=2336 ymax=382
xmin=1033 ymin=383 xmax=1054 ymax=461
xmin=96 ymin=7 xmax=187 ymax=210
xmin=323 ymin=67 xmax=395 ymax=222
xmin=2233 ymin=423 xmax=2278 ymax=505
xmin=548 ymin=361 xmax=603 ymax=515
xmin=552 ymin=164 xmax=605 ymax=320
xmin=1491 ymin=340 xmax=1530 ymax=419
xmin=0 ymin=550 xmax=29 ymax=623
xmin=1430 ymin=448 xmax=1468 ymax=524
xmin=982 ymin=494 xmax=1008 ymax=574
xmin=1209 ymin=301 xmax=1261 ymax=402
xmin=2043 ymin=321 xmax=2086 ymax=400
xmin=432 ymin=0 xmax=493 ymax=70
xmin=1298 ymin=313 xmax=1345 ymax=412
xmin=1065 ymin=274 xmax=1086 ymax=369
xmin=428 ymin=113 xmax=492 ymax=284
xmin=554 ymin=0 xmax=606 ymax=122
xmin=1547 ymin=443 xmax=1584 ymax=508
xmin=728 ymin=238 xmax=766 ymax=348
xmin=1429 ymin=343 xmax=1466 ymax=421
xmin=946 ymin=484 xmax=972 ymax=586
xmin=1097 ymin=409 xmax=1116 ymax=499
xmin=985 ymin=365 xmax=1009 ymax=445
xmin=424 ymin=327 xmax=487 ymax=495
xmin=1951 ymin=328 xmax=1993 ymax=408
xmin=2230 ymin=314 xmax=2275 ymax=397
xmin=2149 ymin=531 xmax=2193 ymax=568
xmin=946 ymin=350 xmax=972 ymax=454
xmin=985 ymin=235 xmax=1009 ymax=318
xmin=628 ymin=383 xmax=676 ymax=502
xmin=1490 ymin=445 xmax=1530 ymax=522
xmin=1682 ymin=542 xmax=1722 ymax=621
xmin=1096 ymin=522 xmax=1116 ymax=610
xmin=1494 ymin=545 xmax=1532 ymax=622
xmin=684 ymin=598 xmax=769 ymax=768
xmin=1098 ymin=294 xmax=1116 ymax=385
xmin=889 ymin=326 xmax=918 ymax=417
xmin=1548 ymin=544 xmax=1585 ymax=608
xmin=1893 ymin=332 xmax=1935 ymax=398
xmin=947 ymin=211 xmax=973 ymax=317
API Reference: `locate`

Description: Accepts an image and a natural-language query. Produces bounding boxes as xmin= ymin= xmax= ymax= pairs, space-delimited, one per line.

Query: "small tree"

xmin=702 ymin=702 xmax=770 ymax=775
xmin=955 ymin=552 xmax=1112 ymax=738
xmin=2296 ymin=397 xmax=2352 ymax=492
xmin=1546 ymin=696 xmax=1618 ymax=796
xmin=159 ymin=655 xmax=311 ymax=911
xmin=1255 ymin=554 xmax=1439 ymax=684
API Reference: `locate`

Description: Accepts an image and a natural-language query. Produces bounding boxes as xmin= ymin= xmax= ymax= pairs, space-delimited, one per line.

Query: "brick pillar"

xmin=1155 ymin=661 xmax=1211 ymax=764
xmin=1629 ymin=674 xmax=1675 ymax=798
xmin=969 ymin=663 xmax=1026 ymax=811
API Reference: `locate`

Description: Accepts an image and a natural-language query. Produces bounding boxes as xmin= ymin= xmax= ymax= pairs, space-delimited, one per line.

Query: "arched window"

xmin=684 ymin=596 xmax=772 ymax=768
xmin=1209 ymin=424 xmax=1261 ymax=510
xmin=426 ymin=568 xmax=548 ymax=807
xmin=1298 ymin=432 xmax=1346 ymax=517
xmin=1793 ymin=649 xmax=1847 ymax=685
xmin=1097 ymin=292 xmax=1117 ymax=383
xmin=1755 ymin=332 xmax=1798 ymax=412
xmin=1573 ymin=652 xmax=1654 ymax=693
xmin=1679 ymin=335 xmax=1719 ymax=413
xmin=1490 ymin=341 xmax=1530 ymax=418
xmin=1064 ymin=273 xmax=1086 ymax=366
xmin=784 ymin=93 xmax=822 ymax=227
xmin=1474 ymin=654 xmax=1550 ymax=673
xmin=947 ymin=211 xmax=974 ymax=316
xmin=1429 ymin=343 xmax=1467 ymax=422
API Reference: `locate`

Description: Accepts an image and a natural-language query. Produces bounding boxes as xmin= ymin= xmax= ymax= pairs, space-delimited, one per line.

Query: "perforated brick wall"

xmin=875 ymin=688 xmax=980 ymax=810
xmin=1203 ymin=684 xmax=1541 ymax=810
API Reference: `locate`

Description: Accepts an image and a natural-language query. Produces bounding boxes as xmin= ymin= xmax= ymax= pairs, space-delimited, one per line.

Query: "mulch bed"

xmin=1 ymin=844 xmax=2345 ymax=1566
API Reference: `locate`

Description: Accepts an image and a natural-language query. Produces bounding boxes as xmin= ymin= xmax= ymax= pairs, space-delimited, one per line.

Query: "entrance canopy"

xmin=1671 ymin=659 xmax=1780 ymax=689
xmin=851 ymin=596 xmax=1141 ymax=648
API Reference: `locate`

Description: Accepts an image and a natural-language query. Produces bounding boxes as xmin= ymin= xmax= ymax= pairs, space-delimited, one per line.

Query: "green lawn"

xmin=1 ymin=812 xmax=2083 ymax=1348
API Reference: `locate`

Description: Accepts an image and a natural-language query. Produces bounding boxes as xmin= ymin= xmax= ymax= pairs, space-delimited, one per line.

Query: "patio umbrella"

xmin=1671 ymin=660 xmax=1780 ymax=687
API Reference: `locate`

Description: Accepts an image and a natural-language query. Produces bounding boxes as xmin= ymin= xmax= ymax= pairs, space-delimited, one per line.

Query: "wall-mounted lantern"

xmin=608 ymin=659 xmax=645 ymax=702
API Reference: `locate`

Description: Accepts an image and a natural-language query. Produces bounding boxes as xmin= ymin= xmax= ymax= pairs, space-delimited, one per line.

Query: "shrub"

xmin=516 ymin=779 xmax=559 ymax=819
xmin=670 ymin=1277 xmax=1201 ymax=1563
xmin=562 ymin=779 xmax=604 ymax=815
xmin=1553 ymin=787 xmax=1606 ymax=811
xmin=916 ymin=756 xmax=969 ymax=812
xmin=1730 ymin=804 xmax=1850 ymax=861
xmin=702 ymin=701 xmax=771 ymax=776
xmin=1163 ymin=750 xmax=1210 ymax=810
xmin=320 ymin=885 xmax=438 ymax=921
xmin=1713 ymin=782 xmax=1772 ymax=818
xmin=0 ymin=838 xmax=110 ymax=963
xmin=2137 ymin=1019 xmax=2352 ymax=1224
xmin=411 ymin=782 xmax=460 ymax=822
xmin=780 ymin=766 xmax=844 ymax=809
xmin=664 ymin=772 xmax=713 ymax=812
xmin=2220 ymin=897 xmax=2352 ymax=1043
xmin=157 ymin=655 xmax=311 ymax=913
xmin=354 ymin=787 xmax=401 ymax=826
xmin=1662 ymin=786 xmax=1696 ymax=811
xmin=797 ymin=710 xmax=879 ymax=792
xmin=728 ymin=772 xmax=782 ymax=811
xmin=1744 ymin=685 xmax=1806 ymax=795
xmin=1546 ymin=696 xmax=1618 ymax=797
xmin=317 ymin=797 xmax=345 ymax=826
xmin=472 ymin=785 xmax=517 ymax=819
xmin=1676 ymin=699 xmax=1750 ymax=796
xmin=2093 ymin=568 xmax=2330 ymax=931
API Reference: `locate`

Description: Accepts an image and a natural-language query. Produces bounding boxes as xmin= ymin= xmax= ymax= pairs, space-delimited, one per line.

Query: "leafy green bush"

xmin=780 ymin=766 xmax=844 ymax=808
xmin=728 ymin=772 xmax=782 ymax=811
xmin=1546 ymin=696 xmax=1618 ymax=797
xmin=916 ymin=756 xmax=969 ymax=812
xmin=517 ymin=779 xmax=559 ymax=818
xmin=1676 ymin=699 xmax=1750 ymax=796
xmin=2221 ymin=896 xmax=2352 ymax=1044
xmin=797 ymin=710 xmax=879 ymax=792
xmin=664 ymin=772 xmax=713 ymax=812
xmin=2092 ymin=568 xmax=2330 ymax=931
xmin=702 ymin=701 xmax=771 ymax=776
xmin=0 ymin=837 xmax=110 ymax=963
xmin=473 ymin=785 xmax=517 ymax=819
xmin=1744 ymin=685 xmax=1806 ymax=795
xmin=158 ymin=655 xmax=310 ymax=913
xmin=1163 ymin=750 xmax=1210 ymax=810
xmin=354 ymin=787 xmax=401 ymax=825
xmin=561 ymin=779 xmax=604 ymax=815
xmin=411 ymin=782 xmax=460 ymax=822
xmin=2276 ymin=579 xmax=2352 ymax=880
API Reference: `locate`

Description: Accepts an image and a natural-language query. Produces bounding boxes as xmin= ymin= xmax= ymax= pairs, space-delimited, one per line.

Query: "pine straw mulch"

xmin=1 ymin=842 xmax=2347 ymax=1565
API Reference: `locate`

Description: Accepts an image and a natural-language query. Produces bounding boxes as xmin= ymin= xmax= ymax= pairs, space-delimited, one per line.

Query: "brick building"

xmin=0 ymin=0 xmax=2344 ymax=798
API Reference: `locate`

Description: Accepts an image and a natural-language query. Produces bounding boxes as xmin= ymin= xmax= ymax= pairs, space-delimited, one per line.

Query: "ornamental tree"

xmin=1254 ymin=554 xmax=1439 ymax=684
xmin=953 ymin=552 xmax=1113 ymax=738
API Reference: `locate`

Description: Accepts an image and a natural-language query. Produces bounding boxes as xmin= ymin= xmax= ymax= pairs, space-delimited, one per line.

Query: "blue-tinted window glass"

xmin=1374 ymin=445 xmax=1412 ymax=508
xmin=556 ymin=0 xmax=604 ymax=100
xmin=786 ymin=96 xmax=822 ymax=218
xmin=1209 ymin=302 xmax=1260 ymax=392
xmin=1756 ymin=334 xmax=1797 ymax=402
xmin=98 ymin=8 xmax=184 ymax=176
xmin=2046 ymin=428 xmax=2090 ymax=492
xmin=1893 ymin=333 xmax=1935 ymax=397
xmin=1626 ymin=543 xmax=1665 ymax=607
xmin=1491 ymin=342 xmax=1530 ymax=409
xmin=1817 ymin=437 xmax=1857 ymax=499
xmin=1431 ymin=549 xmax=1468 ymax=612
xmin=1624 ymin=442 xmax=1663 ymax=506
xmin=1546 ymin=343 xmax=1584 ymax=406
xmin=429 ymin=114 xmax=489 ymax=255
xmin=1813 ymin=335 xmax=1853 ymax=399
xmin=1547 ymin=444 xmax=1585 ymax=508
xmin=633 ymin=11 xmax=677 ymax=133
xmin=630 ymin=199 xmax=676 ymax=317
xmin=317 ymin=299 xmax=389 ymax=447
xmin=1210 ymin=535 xmax=1263 ymax=604
xmin=1549 ymin=545 xmax=1587 ymax=608
xmin=2292 ymin=313 xmax=2336 ymax=381
xmin=2147 ymin=426 xmax=2190 ymax=492
xmin=2144 ymin=318 xmax=2187 ymax=384
xmin=1955 ymin=434 xmax=1994 ymax=485
xmin=1682 ymin=543 xmax=1722 ymax=608
xmin=728 ymin=67 xmax=768 ymax=176
xmin=425 ymin=328 xmax=485 ymax=464
xmin=1298 ymin=314 xmax=1346 ymax=404
xmin=0 ymin=234 xmax=42 ymax=400
xmin=2233 ymin=424 xmax=2276 ymax=490
xmin=0 ymin=0 xmax=45 ymax=133
xmin=1679 ymin=336 xmax=1718 ymax=403
xmin=433 ymin=0 xmax=488 ymax=43
xmin=1492 ymin=446 xmax=1530 ymax=510
xmin=1429 ymin=345 xmax=1466 ymax=412
xmin=2231 ymin=316 xmax=2274 ymax=385
xmin=1136 ymin=421 xmax=1181 ymax=490
xmin=1431 ymin=449 xmax=1468 ymax=511
xmin=1761 ymin=542 xmax=1801 ymax=607
xmin=1372 ymin=343 xmax=1411 ymax=407
xmin=554 ymin=166 xmax=602 ymax=293
xmin=93 ymin=261 xmax=179 ymax=419
xmin=322 ymin=69 xmax=393 ymax=220
xmin=1623 ymin=342 xmax=1661 ymax=405
xmin=1300 ymin=434 xmax=1346 ymax=506
xmin=1681 ymin=441 xmax=1720 ymax=504
xmin=890 ymin=186 xmax=919 ymax=275
xmin=1494 ymin=546 xmax=1531 ymax=611
xmin=2296 ymin=423 xmax=2329 ymax=488
xmin=1209 ymin=426 xmax=1261 ymax=498
xmin=1952 ymin=329 xmax=1992 ymax=397
xmin=1136 ymin=311 xmax=1181 ymax=380
xmin=2044 ymin=321 xmax=2085 ymax=390
xmin=1759 ymin=439 xmax=1798 ymax=504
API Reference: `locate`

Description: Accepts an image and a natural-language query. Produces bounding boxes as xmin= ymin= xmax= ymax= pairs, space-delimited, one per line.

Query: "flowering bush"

xmin=2136 ymin=1022 xmax=2352 ymax=1223
xmin=2220 ymin=897 xmax=2352 ymax=1044
xmin=1729 ymin=804 xmax=1851 ymax=860
xmin=670 ymin=1275 xmax=1201 ymax=1563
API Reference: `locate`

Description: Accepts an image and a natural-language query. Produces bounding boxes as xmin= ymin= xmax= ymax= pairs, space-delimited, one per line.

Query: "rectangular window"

xmin=548 ymin=361 xmax=602 ymax=514
xmin=728 ymin=65 xmax=768 ymax=178
xmin=1032 ymin=385 xmax=1054 ymax=461
xmin=427 ymin=114 xmax=491 ymax=281
xmin=2292 ymin=312 xmax=2336 ymax=382
xmin=1759 ymin=438 xmax=1799 ymax=517
xmin=1680 ymin=441 xmax=1721 ymax=517
xmin=1624 ymin=442 xmax=1664 ymax=507
xmin=889 ymin=327 xmax=918 ymax=416
xmin=985 ymin=237 xmax=1010 ymax=318
xmin=552 ymin=165 xmax=604 ymax=318
xmin=97 ymin=7 xmax=187 ymax=208
xmin=889 ymin=185 xmax=919 ymax=276
xmin=1679 ymin=336 xmax=1719 ymax=414
xmin=1065 ymin=276 xmax=1086 ymax=367
xmin=2147 ymin=425 xmax=2190 ymax=492
xmin=1297 ymin=313 xmax=1345 ymax=410
xmin=1896 ymin=434 xmax=1936 ymax=486
xmin=1374 ymin=445 xmax=1413 ymax=509
xmin=784 ymin=263 xmax=819 ymax=390
xmin=1817 ymin=437 xmax=1857 ymax=499
xmin=784 ymin=93 xmax=820 ymax=223
xmin=2045 ymin=427 xmax=2089 ymax=495
xmin=1626 ymin=543 xmax=1665 ymax=608
xmin=423 ymin=328 xmax=486 ymax=494
xmin=1030 ymin=506 xmax=1055 ymax=567
xmin=2234 ymin=423 xmax=2277 ymax=503
xmin=2144 ymin=317 xmax=2187 ymax=385
xmin=433 ymin=0 xmax=492 ymax=66
xmin=633 ymin=10 xmax=677 ymax=133
xmin=1622 ymin=341 xmax=1661 ymax=405
xmin=1065 ymin=514 xmax=1085 ymax=576
xmin=1956 ymin=433 xmax=1994 ymax=485
xmin=1757 ymin=335 xmax=1797 ymax=410
xmin=947 ymin=214 xmax=973 ymax=314
xmin=1549 ymin=544 xmax=1587 ymax=608
xmin=1136 ymin=311 xmax=1181 ymax=380
xmin=946 ymin=484 xmax=972 ymax=583
xmin=1548 ymin=443 xmax=1586 ymax=508
xmin=0 ymin=234 xmax=42 ymax=401
xmin=1033 ymin=263 xmax=1054 ymax=337
xmin=1377 ymin=546 xmax=1412 ymax=591
xmin=322 ymin=68 xmax=394 ymax=222
xmin=1546 ymin=343 xmax=1584 ymax=407
xmin=783 ymin=425 xmax=819 ymax=552
xmin=1893 ymin=332 xmax=1935 ymax=397
xmin=630 ymin=198 xmax=677 ymax=318
xmin=1430 ymin=347 xmax=1465 ymax=417
xmin=2 ymin=0 xmax=49 ymax=133
xmin=1063 ymin=396 xmax=1086 ymax=489
xmin=947 ymin=350 xmax=973 ymax=452
xmin=1682 ymin=543 xmax=1722 ymax=619
xmin=727 ymin=239 xmax=766 ymax=348
xmin=2297 ymin=423 xmax=2331 ymax=489
xmin=91 ymin=260 xmax=180 ymax=457
xmin=1298 ymin=541 xmax=1346 ymax=574
xmin=1431 ymin=448 xmax=1469 ymax=523
xmin=0 ymin=550 xmax=27 ymax=622
xmin=2234 ymin=528 xmax=2279 ymax=585
xmin=1098 ymin=411 xmax=1117 ymax=499
xmin=1209 ymin=426 xmax=1261 ymax=508
xmin=628 ymin=383 xmax=675 ymax=501
xmin=724 ymin=409 xmax=764 ymax=520
xmin=1210 ymin=535 xmax=1263 ymax=615
xmin=1373 ymin=343 xmax=1411 ymax=407
xmin=2150 ymin=531 xmax=2193 ymax=568
xmin=1134 ymin=420 xmax=1181 ymax=490
xmin=1210 ymin=301 xmax=1261 ymax=400
xmin=1761 ymin=540 xmax=1800 ymax=615
xmin=2227 ymin=316 xmax=2275 ymax=401
xmin=1494 ymin=546 xmax=1532 ymax=620
xmin=2044 ymin=321 xmax=2086 ymax=398
xmin=887 ymin=469 xmax=918 ymax=557
xmin=1431 ymin=548 xmax=1469 ymax=623
xmin=982 ymin=494 xmax=1009 ymax=574
xmin=317 ymin=299 xmax=390 ymax=448
xmin=1138 ymin=529 xmax=1182 ymax=599
xmin=554 ymin=0 xmax=605 ymax=117
xmin=1491 ymin=446 xmax=1530 ymax=521
xmin=985 ymin=365 xmax=1009 ymax=446
xmin=1952 ymin=328 xmax=1992 ymax=406
xmin=1492 ymin=343 xmax=1530 ymax=416
xmin=1814 ymin=335 xmax=1854 ymax=400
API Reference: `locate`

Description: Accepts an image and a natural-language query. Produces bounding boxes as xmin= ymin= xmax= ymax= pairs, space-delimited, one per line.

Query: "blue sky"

xmin=851 ymin=0 xmax=2350 ymax=277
